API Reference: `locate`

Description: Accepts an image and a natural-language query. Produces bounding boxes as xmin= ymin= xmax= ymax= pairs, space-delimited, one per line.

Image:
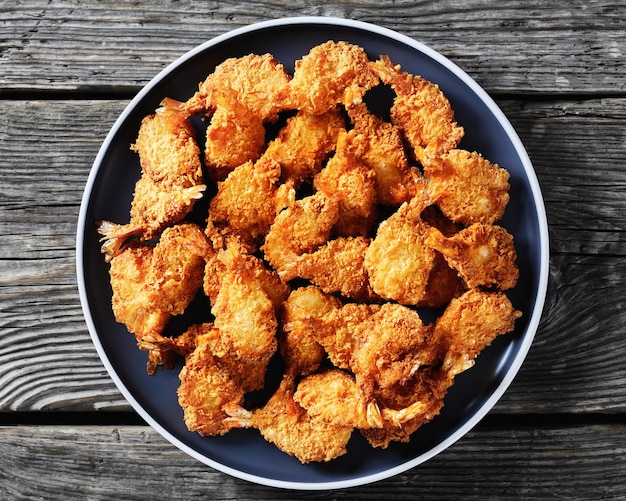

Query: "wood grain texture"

xmin=0 ymin=424 xmax=624 ymax=499
xmin=1 ymin=97 xmax=625 ymax=414
xmin=1 ymin=0 xmax=625 ymax=94
xmin=1 ymin=1 xmax=625 ymax=495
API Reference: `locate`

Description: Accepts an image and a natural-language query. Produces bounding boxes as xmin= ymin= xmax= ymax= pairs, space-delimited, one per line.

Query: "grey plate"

xmin=77 ymin=17 xmax=549 ymax=490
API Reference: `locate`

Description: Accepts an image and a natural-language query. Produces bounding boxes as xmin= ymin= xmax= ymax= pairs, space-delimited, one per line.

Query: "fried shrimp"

xmin=313 ymin=130 xmax=378 ymax=237
xmin=371 ymin=55 xmax=464 ymax=165
xmin=177 ymin=326 xmax=245 ymax=437
xmin=97 ymin=106 xmax=205 ymax=260
xmin=427 ymin=223 xmax=519 ymax=290
xmin=183 ymin=53 xmax=290 ymax=121
xmin=294 ymin=369 xmax=431 ymax=430
xmin=208 ymin=158 xmax=281 ymax=247
xmin=364 ymin=196 xmax=436 ymax=305
xmin=203 ymin=98 xmax=267 ymax=182
xmin=294 ymin=236 xmax=377 ymax=302
xmin=351 ymin=303 xmax=432 ymax=398
xmin=262 ymin=191 xmax=339 ymax=280
xmin=347 ymin=103 xmax=420 ymax=206
xmin=108 ymin=223 xmax=210 ymax=373
xmin=305 ymin=301 xmax=380 ymax=371
xmin=182 ymin=54 xmax=290 ymax=180
xmin=260 ymin=108 xmax=345 ymax=187
xmin=280 ymin=40 xmax=379 ymax=114
xmin=280 ymin=286 xmax=342 ymax=377
xmin=431 ymin=289 xmax=522 ymax=376
xmin=203 ymin=237 xmax=290 ymax=311
xmin=225 ymin=378 xmax=353 ymax=463
xmin=425 ymin=149 xmax=511 ymax=225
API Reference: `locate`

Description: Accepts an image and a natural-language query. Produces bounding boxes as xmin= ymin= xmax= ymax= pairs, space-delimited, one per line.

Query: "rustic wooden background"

xmin=1 ymin=0 xmax=626 ymax=498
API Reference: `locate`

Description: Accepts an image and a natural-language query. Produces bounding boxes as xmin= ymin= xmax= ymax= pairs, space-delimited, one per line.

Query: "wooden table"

xmin=2 ymin=1 xmax=625 ymax=498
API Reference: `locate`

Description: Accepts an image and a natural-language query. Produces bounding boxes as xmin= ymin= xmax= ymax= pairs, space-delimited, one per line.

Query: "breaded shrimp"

xmin=182 ymin=54 xmax=290 ymax=181
xmin=203 ymin=237 xmax=290 ymax=311
xmin=431 ymin=289 xmax=522 ymax=376
xmin=351 ymin=303 xmax=432 ymax=398
xmin=280 ymin=286 xmax=342 ymax=377
xmin=294 ymin=369 xmax=383 ymax=429
xmin=313 ymin=130 xmax=378 ymax=237
xmin=371 ymin=55 xmax=464 ymax=165
xmin=211 ymin=260 xmax=278 ymax=366
xmin=314 ymin=302 xmax=380 ymax=371
xmin=262 ymin=191 xmax=339 ymax=280
xmin=108 ymin=223 xmax=210 ymax=373
xmin=260 ymin=108 xmax=345 ymax=187
xmin=418 ymin=252 xmax=466 ymax=308
xmin=426 ymin=223 xmax=519 ymax=290
xmin=360 ymin=368 xmax=453 ymax=448
xmin=347 ymin=103 xmax=420 ymax=206
xmin=364 ymin=196 xmax=436 ymax=305
xmin=184 ymin=53 xmax=290 ymax=121
xmin=294 ymin=369 xmax=431 ymax=430
xmin=225 ymin=378 xmax=353 ymax=463
xmin=177 ymin=327 xmax=245 ymax=437
xmin=97 ymin=106 xmax=205 ymax=260
xmin=425 ymin=149 xmax=511 ymax=225
xmin=203 ymin=98 xmax=267 ymax=181
xmin=294 ymin=236 xmax=377 ymax=302
xmin=208 ymin=158 xmax=281 ymax=247
xmin=280 ymin=40 xmax=379 ymax=115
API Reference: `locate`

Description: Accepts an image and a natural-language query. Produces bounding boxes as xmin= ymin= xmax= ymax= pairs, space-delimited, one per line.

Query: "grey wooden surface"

xmin=1 ymin=0 xmax=626 ymax=498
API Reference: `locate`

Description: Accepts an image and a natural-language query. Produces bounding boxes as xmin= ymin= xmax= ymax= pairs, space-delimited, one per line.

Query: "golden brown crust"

xmin=99 ymin=43 xmax=523 ymax=462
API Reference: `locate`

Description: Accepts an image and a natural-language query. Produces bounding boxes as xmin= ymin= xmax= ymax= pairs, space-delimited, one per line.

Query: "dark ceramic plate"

xmin=77 ymin=17 xmax=549 ymax=490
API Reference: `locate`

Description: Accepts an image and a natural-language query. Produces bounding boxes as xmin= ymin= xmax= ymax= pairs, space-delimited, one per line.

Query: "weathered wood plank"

xmin=0 ymin=424 xmax=624 ymax=499
xmin=1 ymin=0 xmax=625 ymax=95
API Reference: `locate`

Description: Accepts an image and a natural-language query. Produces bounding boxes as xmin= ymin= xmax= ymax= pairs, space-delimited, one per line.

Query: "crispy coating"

xmin=208 ymin=159 xmax=281 ymax=246
xmin=262 ymin=191 xmax=339 ymax=280
xmin=132 ymin=106 xmax=203 ymax=185
xmin=425 ymin=149 xmax=511 ymax=225
xmin=351 ymin=303 xmax=432 ymax=398
xmin=109 ymin=223 xmax=210 ymax=373
xmin=204 ymin=99 xmax=267 ymax=181
xmin=364 ymin=196 xmax=436 ymax=305
xmin=312 ymin=302 xmax=380 ymax=371
xmin=280 ymin=286 xmax=342 ymax=377
xmin=184 ymin=53 xmax=290 ymax=121
xmin=427 ymin=223 xmax=519 ymax=290
xmin=295 ymin=236 xmax=377 ymax=302
xmin=260 ymin=108 xmax=345 ymax=186
xmin=347 ymin=103 xmax=420 ymax=206
xmin=418 ymin=252 xmax=466 ymax=308
xmin=211 ymin=261 xmax=278 ymax=366
xmin=431 ymin=289 xmax=522 ymax=376
xmin=97 ymin=107 xmax=205 ymax=260
xmin=371 ymin=55 xmax=464 ymax=165
xmin=203 ymin=238 xmax=290 ymax=311
xmin=294 ymin=369 xmax=432 ymax=430
xmin=226 ymin=378 xmax=353 ymax=463
xmin=294 ymin=370 xmax=382 ymax=429
xmin=99 ymin=42 xmax=523 ymax=461
xmin=313 ymin=130 xmax=378 ymax=237
xmin=177 ymin=326 xmax=245 ymax=437
xmin=360 ymin=368 xmax=452 ymax=448
xmin=281 ymin=41 xmax=379 ymax=114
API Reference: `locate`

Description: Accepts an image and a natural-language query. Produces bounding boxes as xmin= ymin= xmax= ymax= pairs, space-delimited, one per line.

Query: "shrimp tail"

xmin=95 ymin=220 xmax=143 ymax=262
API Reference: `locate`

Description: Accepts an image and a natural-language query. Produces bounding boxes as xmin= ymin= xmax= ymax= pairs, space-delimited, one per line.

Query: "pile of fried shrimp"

xmin=96 ymin=41 xmax=522 ymax=463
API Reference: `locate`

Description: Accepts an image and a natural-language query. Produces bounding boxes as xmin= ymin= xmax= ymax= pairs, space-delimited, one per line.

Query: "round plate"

xmin=77 ymin=17 xmax=549 ymax=490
